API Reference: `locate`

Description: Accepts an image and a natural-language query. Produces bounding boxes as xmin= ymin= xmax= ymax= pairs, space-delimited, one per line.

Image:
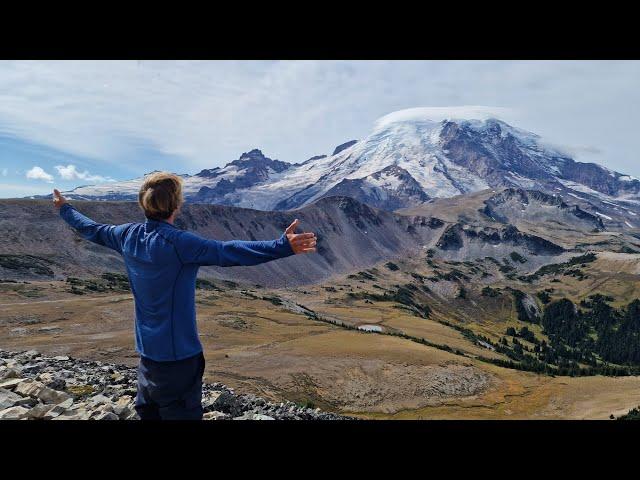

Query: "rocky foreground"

xmin=0 ymin=349 xmax=349 ymax=420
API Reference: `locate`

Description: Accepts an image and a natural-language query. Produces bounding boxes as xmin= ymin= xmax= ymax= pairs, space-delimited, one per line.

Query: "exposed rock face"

xmin=438 ymin=221 xmax=564 ymax=256
xmin=559 ymin=159 xmax=640 ymax=198
xmin=0 ymin=349 xmax=350 ymax=421
xmin=332 ymin=140 xmax=358 ymax=156
xmin=318 ymin=165 xmax=430 ymax=210
xmin=482 ymin=188 xmax=605 ymax=231
xmin=434 ymin=220 xmax=566 ymax=271
xmin=191 ymin=149 xmax=291 ymax=205
xmin=440 ymin=119 xmax=558 ymax=189
xmin=436 ymin=224 xmax=464 ymax=250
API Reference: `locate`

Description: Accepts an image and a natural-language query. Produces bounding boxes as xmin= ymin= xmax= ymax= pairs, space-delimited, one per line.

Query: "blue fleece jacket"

xmin=59 ymin=203 xmax=295 ymax=361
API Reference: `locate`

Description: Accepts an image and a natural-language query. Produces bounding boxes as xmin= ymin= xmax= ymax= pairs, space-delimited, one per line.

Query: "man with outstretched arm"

xmin=52 ymin=172 xmax=317 ymax=420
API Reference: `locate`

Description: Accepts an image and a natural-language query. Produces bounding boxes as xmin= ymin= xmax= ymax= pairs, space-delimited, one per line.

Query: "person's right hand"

xmin=285 ymin=219 xmax=317 ymax=254
xmin=52 ymin=189 xmax=67 ymax=209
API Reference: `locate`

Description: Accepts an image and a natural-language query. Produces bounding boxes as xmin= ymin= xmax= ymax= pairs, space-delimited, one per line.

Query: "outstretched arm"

xmin=176 ymin=219 xmax=317 ymax=267
xmin=53 ymin=189 xmax=130 ymax=254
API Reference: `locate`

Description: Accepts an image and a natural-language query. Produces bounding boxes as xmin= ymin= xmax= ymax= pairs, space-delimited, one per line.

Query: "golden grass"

xmin=3 ymin=274 xmax=640 ymax=419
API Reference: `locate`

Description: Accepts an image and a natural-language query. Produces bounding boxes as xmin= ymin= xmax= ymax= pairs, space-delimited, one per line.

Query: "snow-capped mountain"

xmin=53 ymin=107 xmax=640 ymax=225
xmin=58 ymin=149 xmax=291 ymax=203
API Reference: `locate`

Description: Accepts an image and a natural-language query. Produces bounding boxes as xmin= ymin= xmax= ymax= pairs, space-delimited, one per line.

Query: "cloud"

xmin=54 ymin=164 xmax=111 ymax=183
xmin=0 ymin=60 xmax=639 ymax=178
xmin=374 ymin=106 xmax=516 ymax=130
xmin=25 ymin=166 xmax=54 ymax=182
xmin=1 ymin=168 xmax=7 ymax=176
xmin=542 ymin=142 xmax=604 ymax=159
xmin=0 ymin=182 xmax=53 ymax=198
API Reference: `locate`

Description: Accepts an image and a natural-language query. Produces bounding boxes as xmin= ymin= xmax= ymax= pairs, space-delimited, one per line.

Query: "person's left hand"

xmin=285 ymin=219 xmax=317 ymax=254
xmin=52 ymin=189 xmax=67 ymax=209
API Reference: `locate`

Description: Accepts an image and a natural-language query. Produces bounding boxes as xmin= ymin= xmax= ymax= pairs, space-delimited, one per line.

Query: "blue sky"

xmin=1 ymin=60 xmax=639 ymax=198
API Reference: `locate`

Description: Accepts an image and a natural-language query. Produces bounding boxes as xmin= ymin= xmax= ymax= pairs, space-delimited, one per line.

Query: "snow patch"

xmin=358 ymin=324 xmax=382 ymax=332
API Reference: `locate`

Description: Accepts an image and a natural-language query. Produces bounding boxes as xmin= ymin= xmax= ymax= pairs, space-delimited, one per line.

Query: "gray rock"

xmin=0 ymin=378 xmax=27 ymax=390
xmin=202 ymin=391 xmax=222 ymax=410
xmin=0 ymin=406 xmax=30 ymax=419
xmin=27 ymin=403 xmax=54 ymax=419
xmin=233 ymin=412 xmax=275 ymax=420
xmin=15 ymin=396 xmax=38 ymax=408
xmin=96 ymin=403 xmax=114 ymax=414
xmin=13 ymin=378 xmax=44 ymax=397
xmin=0 ymin=388 xmax=25 ymax=410
xmin=14 ymin=378 xmax=70 ymax=404
xmin=38 ymin=326 xmax=62 ymax=333
xmin=43 ymin=409 xmax=64 ymax=420
xmin=123 ymin=410 xmax=140 ymax=420
xmin=212 ymin=391 xmax=245 ymax=417
xmin=89 ymin=394 xmax=111 ymax=406
xmin=20 ymin=364 xmax=42 ymax=373
xmin=37 ymin=372 xmax=66 ymax=390
xmin=0 ymin=367 xmax=21 ymax=381
xmin=203 ymin=411 xmax=228 ymax=420
xmin=53 ymin=409 xmax=92 ymax=420
xmin=56 ymin=398 xmax=74 ymax=409
xmin=34 ymin=402 xmax=69 ymax=420
xmin=113 ymin=395 xmax=134 ymax=418
xmin=40 ymin=388 xmax=70 ymax=404
xmin=93 ymin=411 xmax=118 ymax=421
xmin=0 ymin=349 xmax=347 ymax=421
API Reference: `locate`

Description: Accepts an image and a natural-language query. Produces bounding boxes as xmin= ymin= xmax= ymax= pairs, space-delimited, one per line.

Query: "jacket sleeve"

xmin=59 ymin=203 xmax=131 ymax=254
xmin=175 ymin=230 xmax=295 ymax=267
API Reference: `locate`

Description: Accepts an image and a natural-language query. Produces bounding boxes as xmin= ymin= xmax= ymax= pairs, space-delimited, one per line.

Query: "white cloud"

xmin=54 ymin=164 xmax=111 ymax=183
xmin=25 ymin=166 xmax=54 ymax=182
xmin=0 ymin=182 xmax=53 ymax=198
xmin=1 ymin=168 xmax=7 ymax=176
xmin=0 ymin=60 xmax=639 ymax=178
xmin=374 ymin=106 xmax=516 ymax=129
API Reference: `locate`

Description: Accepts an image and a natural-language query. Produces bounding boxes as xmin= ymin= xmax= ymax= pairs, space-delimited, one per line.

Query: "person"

xmin=52 ymin=172 xmax=316 ymax=420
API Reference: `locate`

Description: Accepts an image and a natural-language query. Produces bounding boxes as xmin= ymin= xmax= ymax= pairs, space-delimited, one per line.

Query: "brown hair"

xmin=138 ymin=172 xmax=184 ymax=220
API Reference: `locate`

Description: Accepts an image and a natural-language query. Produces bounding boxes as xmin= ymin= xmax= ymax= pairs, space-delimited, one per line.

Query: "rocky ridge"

xmin=44 ymin=110 xmax=640 ymax=225
xmin=0 ymin=349 xmax=349 ymax=421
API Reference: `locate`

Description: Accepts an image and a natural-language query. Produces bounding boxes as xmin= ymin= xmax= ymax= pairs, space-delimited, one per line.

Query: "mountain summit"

xmin=55 ymin=108 xmax=640 ymax=223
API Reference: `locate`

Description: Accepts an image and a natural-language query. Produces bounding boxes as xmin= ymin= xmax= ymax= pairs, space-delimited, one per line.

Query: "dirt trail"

xmin=0 ymin=294 xmax=132 ymax=308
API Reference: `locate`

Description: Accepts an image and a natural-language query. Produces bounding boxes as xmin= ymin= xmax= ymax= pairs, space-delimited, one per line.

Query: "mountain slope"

xmin=400 ymin=188 xmax=640 ymax=253
xmin=32 ymin=108 xmax=640 ymax=226
xmin=5 ymin=188 xmax=615 ymax=287
xmin=0 ymin=197 xmax=447 ymax=287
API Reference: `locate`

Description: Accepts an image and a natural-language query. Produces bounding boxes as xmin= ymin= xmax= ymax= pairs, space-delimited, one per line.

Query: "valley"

xmin=3 ymin=236 xmax=640 ymax=419
xmin=5 ymin=109 xmax=640 ymax=420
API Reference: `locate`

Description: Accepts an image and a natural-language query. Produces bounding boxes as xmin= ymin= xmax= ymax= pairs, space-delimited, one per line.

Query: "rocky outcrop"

xmin=559 ymin=160 xmax=640 ymax=198
xmin=318 ymin=165 xmax=430 ymax=211
xmin=436 ymin=224 xmax=464 ymax=250
xmin=332 ymin=140 xmax=358 ymax=156
xmin=0 ymin=349 xmax=350 ymax=421
xmin=482 ymin=188 xmax=605 ymax=231
xmin=436 ymin=222 xmax=565 ymax=256
xmin=192 ymin=149 xmax=291 ymax=205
